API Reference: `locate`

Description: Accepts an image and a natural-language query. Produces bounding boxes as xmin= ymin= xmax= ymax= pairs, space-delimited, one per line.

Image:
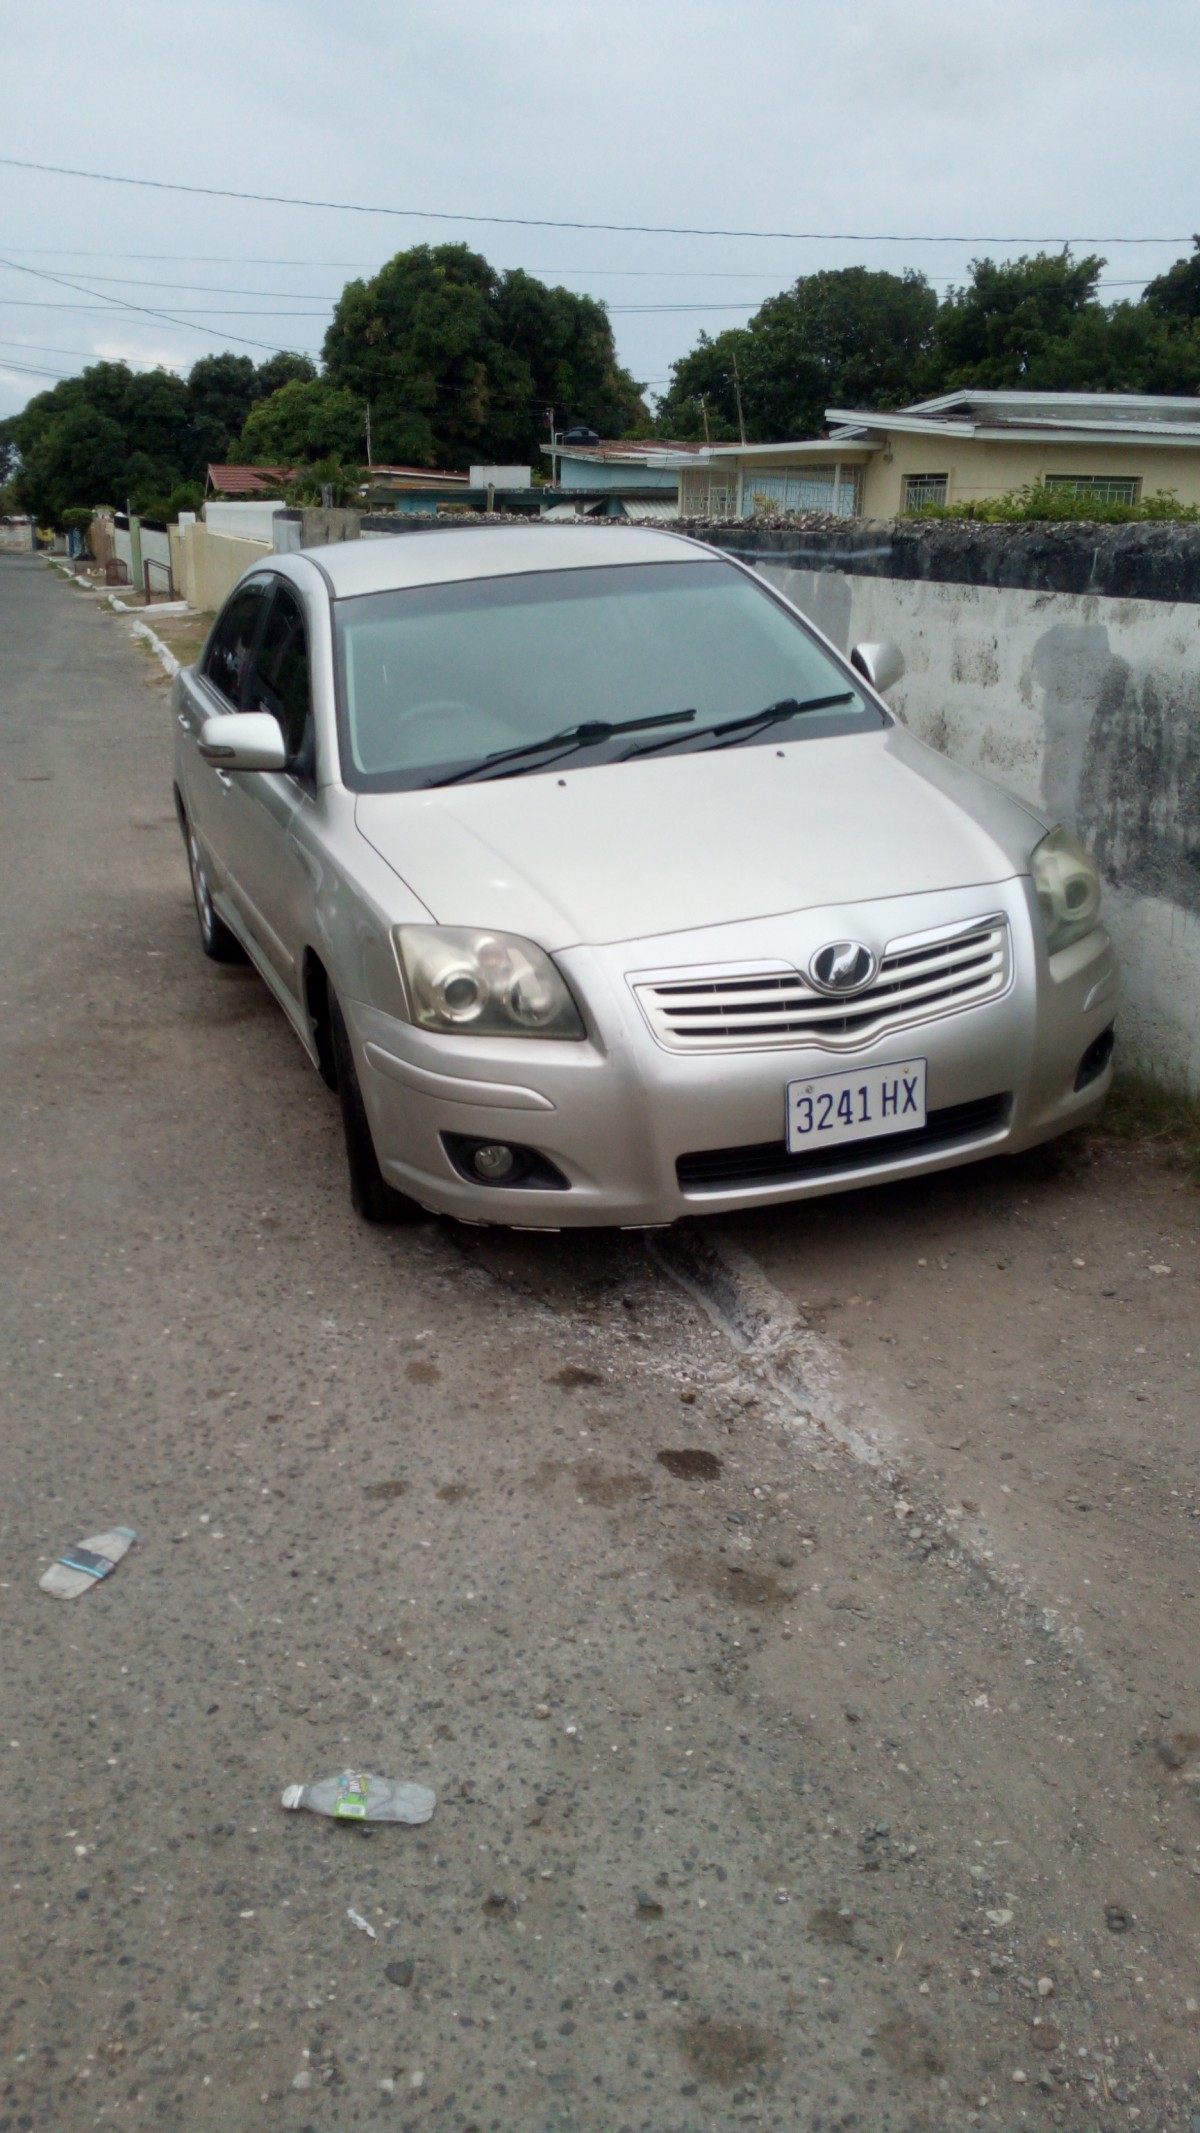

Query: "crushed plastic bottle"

xmin=40 ymin=1527 xmax=137 ymax=1599
xmin=280 ymin=1770 xmax=436 ymax=1824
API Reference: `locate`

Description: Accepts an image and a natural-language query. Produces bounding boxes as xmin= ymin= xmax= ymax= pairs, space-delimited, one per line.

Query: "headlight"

xmin=393 ymin=926 xmax=585 ymax=1039
xmin=1031 ymin=826 xmax=1102 ymax=955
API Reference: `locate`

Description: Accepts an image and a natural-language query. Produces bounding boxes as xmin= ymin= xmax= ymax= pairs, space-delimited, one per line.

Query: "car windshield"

xmin=332 ymin=558 xmax=883 ymax=792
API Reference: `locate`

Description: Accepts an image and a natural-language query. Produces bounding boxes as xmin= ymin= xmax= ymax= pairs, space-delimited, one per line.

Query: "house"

xmin=0 ymin=514 xmax=35 ymax=553
xmin=677 ymin=393 xmax=1200 ymax=519
xmin=541 ymin=437 xmax=703 ymax=519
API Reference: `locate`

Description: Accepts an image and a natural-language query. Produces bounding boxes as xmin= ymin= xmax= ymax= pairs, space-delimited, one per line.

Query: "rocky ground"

xmin=1 ymin=556 xmax=1197 ymax=2133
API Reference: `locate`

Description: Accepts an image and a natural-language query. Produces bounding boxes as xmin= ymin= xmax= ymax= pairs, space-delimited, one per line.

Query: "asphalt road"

xmin=2 ymin=557 xmax=1198 ymax=2133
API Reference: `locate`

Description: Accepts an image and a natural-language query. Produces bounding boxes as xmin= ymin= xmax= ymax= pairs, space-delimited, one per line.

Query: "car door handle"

xmin=215 ymin=768 xmax=234 ymax=791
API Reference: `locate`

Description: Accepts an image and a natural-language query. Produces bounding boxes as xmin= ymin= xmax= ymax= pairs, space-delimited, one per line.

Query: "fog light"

xmin=472 ymin=1142 xmax=517 ymax=1181
xmin=1075 ymin=1024 xmax=1116 ymax=1091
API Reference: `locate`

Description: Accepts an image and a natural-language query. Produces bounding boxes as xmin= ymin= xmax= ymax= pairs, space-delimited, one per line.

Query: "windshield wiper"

xmin=621 ymin=692 xmax=855 ymax=761
xmin=425 ymin=708 xmax=696 ymax=787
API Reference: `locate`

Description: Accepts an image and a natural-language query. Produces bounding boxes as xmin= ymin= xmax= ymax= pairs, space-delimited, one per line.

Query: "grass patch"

xmin=1095 ymin=1071 xmax=1200 ymax=1182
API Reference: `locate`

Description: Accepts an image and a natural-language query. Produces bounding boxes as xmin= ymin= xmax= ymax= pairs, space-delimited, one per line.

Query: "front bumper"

xmin=348 ymin=880 xmax=1118 ymax=1228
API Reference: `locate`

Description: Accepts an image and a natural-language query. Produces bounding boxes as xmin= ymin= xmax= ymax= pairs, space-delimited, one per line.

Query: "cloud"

xmin=1 ymin=0 xmax=1196 ymax=417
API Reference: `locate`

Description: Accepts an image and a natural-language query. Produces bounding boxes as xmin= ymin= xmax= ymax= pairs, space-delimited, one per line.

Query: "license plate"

xmin=786 ymin=1057 xmax=927 ymax=1154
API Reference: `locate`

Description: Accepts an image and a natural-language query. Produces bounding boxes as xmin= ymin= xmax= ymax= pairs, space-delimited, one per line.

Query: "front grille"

xmin=677 ymin=1093 xmax=1013 ymax=1194
xmin=634 ymin=915 xmax=1010 ymax=1054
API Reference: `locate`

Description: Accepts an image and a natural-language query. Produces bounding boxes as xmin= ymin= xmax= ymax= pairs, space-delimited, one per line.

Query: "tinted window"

xmin=205 ymin=582 xmax=268 ymax=707
xmin=332 ymin=560 xmax=880 ymax=793
xmin=250 ymin=583 xmax=312 ymax=769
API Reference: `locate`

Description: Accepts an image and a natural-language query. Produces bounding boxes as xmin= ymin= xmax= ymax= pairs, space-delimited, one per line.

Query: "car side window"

xmin=205 ymin=582 xmax=269 ymax=708
xmin=249 ymin=583 xmax=313 ymax=774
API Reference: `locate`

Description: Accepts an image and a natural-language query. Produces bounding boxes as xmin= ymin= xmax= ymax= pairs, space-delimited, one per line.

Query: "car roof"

xmin=291 ymin=523 xmax=714 ymax=601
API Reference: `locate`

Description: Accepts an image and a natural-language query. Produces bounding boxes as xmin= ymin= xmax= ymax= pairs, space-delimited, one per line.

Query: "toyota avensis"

xmin=172 ymin=526 xmax=1117 ymax=1228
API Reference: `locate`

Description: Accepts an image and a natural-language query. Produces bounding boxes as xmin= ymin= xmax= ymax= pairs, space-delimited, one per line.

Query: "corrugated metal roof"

xmin=618 ymin=499 xmax=680 ymax=522
xmin=207 ymin=463 xmax=295 ymax=495
xmin=549 ymin=439 xmax=704 ymax=463
xmin=367 ymin=463 xmax=470 ymax=484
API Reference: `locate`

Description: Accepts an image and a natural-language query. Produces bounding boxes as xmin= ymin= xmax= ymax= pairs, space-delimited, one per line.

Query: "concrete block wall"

xmin=169 ymin=523 xmax=272 ymax=613
xmin=693 ymin=519 xmax=1200 ymax=1091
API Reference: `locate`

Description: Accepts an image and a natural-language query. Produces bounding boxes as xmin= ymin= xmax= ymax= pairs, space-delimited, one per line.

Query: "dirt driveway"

xmin=725 ymin=1132 xmax=1200 ymax=1729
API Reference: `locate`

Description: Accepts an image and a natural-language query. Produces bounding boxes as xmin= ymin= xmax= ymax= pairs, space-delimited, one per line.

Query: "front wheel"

xmin=330 ymin=995 xmax=424 ymax=1224
xmin=184 ymin=814 xmax=245 ymax=964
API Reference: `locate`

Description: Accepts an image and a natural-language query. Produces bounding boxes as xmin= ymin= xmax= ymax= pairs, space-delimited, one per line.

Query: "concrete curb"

xmin=109 ymin=595 xmax=189 ymax=616
xmin=129 ymin=618 xmax=181 ymax=679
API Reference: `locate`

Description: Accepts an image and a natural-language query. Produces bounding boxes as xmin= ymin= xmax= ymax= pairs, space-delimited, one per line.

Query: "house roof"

xmin=703 ymin=439 xmax=873 ymax=463
xmin=827 ymin=390 xmax=1200 ymax=449
xmin=367 ymin=463 xmax=470 ymax=485
xmin=206 ymin=463 xmax=296 ymax=495
xmin=545 ymin=439 xmax=705 ymax=465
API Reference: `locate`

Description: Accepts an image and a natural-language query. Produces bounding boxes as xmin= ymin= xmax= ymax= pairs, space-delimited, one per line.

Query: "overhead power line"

xmin=0 ymin=156 xmax=1189 ymax=246
xmin=0 ymin=334 xmax=184 ymax=368
xmin=0 ymin=354 xmax=72 ymax=380
xmin=0 ymin=251 xmax=316 ymax=355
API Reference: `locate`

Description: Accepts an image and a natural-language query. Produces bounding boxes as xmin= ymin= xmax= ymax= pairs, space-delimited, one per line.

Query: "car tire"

xmin=330 ymin=994 xmax=424 ymax=1225
xmin=184 ymin=813 xmax=245 ymax=964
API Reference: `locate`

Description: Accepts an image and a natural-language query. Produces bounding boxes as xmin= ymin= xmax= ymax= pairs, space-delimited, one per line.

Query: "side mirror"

xmin=199 ymin=711 xmax=287 ymax=772
xmin=850 ymin=641 xmax=905 ymax=695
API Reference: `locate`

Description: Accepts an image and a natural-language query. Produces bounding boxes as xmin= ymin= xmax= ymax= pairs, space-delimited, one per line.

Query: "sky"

xmin=1 ymin=0 xmax=1197 ymax=427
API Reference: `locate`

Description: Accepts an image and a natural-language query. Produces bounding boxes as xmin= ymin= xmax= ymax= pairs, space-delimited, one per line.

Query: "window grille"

xmin=1044 ymin=474 xmax=1141 ymax=506
xmin=903 ymin=473 xmax=949 ymax=511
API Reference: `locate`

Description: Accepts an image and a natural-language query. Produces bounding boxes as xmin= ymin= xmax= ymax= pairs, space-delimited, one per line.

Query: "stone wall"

xmin=687 ymin=516 xmax=1200 ymax=1090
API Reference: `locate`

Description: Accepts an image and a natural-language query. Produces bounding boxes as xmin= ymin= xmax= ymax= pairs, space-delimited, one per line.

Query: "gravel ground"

xmin=2 ymin=556 xmax=1198 ymax=2133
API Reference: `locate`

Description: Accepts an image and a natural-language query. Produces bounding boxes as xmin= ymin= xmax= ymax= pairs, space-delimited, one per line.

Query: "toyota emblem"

xmin=809 ymin=940 xmax=878 ymax=995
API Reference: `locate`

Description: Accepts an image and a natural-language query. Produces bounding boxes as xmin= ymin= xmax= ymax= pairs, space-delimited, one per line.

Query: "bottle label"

xmin=334 ymin=1772 xmax=369 ymax=1818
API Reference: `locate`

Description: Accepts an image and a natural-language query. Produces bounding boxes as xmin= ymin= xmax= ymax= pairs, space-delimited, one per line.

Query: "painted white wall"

xmin=204 ymin=499 xmax=284 ymax=544
xmin=751 ymin=560 xmax=1200 ymax=1091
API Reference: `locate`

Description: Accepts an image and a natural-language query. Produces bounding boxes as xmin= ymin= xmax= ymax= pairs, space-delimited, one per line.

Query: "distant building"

xmin=540 ymin=438 xmax=703 ymax=519
xmin=677 ymin=393 xmax=1200 ymax=519
xmin=0 ymin=514 xmax=35 ymax=553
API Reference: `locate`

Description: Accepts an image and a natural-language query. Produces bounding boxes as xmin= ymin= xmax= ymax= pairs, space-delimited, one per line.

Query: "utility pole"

xmin=731 ymin=352 xmax=748 ymax=446
xmin=365 ymin=401 xmax=373 ymax=469
xmin=699 ymin=395 xmax=711 ymax=445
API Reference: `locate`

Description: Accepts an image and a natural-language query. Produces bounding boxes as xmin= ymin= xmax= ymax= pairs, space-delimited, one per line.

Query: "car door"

xmin=211 ymin=577 xmax=319 ymax=1012
xmin=176 ymin=577 xmax=271 ymax=909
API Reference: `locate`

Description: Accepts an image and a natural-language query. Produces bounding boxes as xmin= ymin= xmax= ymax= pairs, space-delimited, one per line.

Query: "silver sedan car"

xmin=172 ymin=526 xmax=1117 ymax=1228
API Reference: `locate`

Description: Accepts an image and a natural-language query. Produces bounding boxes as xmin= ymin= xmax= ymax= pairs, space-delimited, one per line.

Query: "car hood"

xmin=354 ymin=725 xmax=1047 ymax=951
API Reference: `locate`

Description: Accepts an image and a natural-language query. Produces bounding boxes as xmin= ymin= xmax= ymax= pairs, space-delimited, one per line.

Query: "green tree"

xmin=253 ymin=350 xmax=318 ymax=399
xmin=652 ymin=328 xmax=748 ymax=441
xmin=657 ymin=269 xmax=937 ymax=442
xmin=183 ymin=353 xmax=259 ymax=468
xmin=13 ymin=402 xmax=129 ymax=526
xmin=236 ymin=378 xmax=367 ymax=464
xmin=931 ymin=251 xmax=1107 ymax=388
xmin=323 ymin=243 xmax=647 ymax=467
xmin=1143 ymin=238 xmax=1200 ymax=324
xmin=493 ymin=269 xmax=647 ymax=442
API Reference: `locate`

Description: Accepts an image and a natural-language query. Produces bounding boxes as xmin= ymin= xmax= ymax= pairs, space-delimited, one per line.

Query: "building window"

xmin=743 ymin=465 xmax=862 ymax=517
xmin=903 ymin=473 xmax=949 ymax=511
xmin=1045 ymin=474 xmax=1141 ymax=506
xmin=679 ymin=469 xmax=739 ymax=519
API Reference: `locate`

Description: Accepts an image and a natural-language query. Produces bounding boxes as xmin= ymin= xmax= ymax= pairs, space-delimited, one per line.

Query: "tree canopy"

xmin=657 ymin=269 xmax=939 ymax=441
xmin=0 ymin=350 xmax=319 ymax=526
xmin=237 ymin=377 xmax=366 ymax=465
xmin=322 ymin=243 xmax=647 ymax=467
xmin=657 ymin=250 xmax=1200 ymax=442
